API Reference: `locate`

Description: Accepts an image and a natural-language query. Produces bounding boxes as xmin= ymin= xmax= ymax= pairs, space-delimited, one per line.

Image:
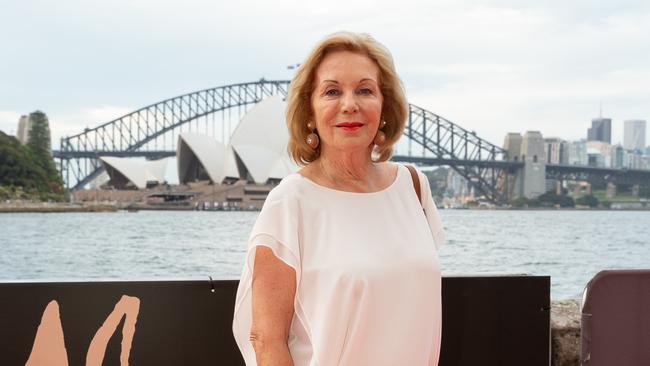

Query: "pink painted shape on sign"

xmin=25 ymin=300 xmax=69 ymax=366
xmin=24 ymin=295 xmax=141 ymax=366
xmin=86 ymin=295 xmax=140 ymax=366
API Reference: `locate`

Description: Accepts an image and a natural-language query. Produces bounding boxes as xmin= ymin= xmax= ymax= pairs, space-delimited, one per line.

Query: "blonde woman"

xmin=233 ymin=32 xmax=445 ymax=366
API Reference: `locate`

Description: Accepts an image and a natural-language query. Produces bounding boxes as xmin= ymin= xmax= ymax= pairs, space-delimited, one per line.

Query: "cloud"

xmin=0 ymin=111 xmax=22 ymax=136
xmin=1 ymin=0 xmax=649 ymax=150
xmin=48 ymin=106 xmax=133 ymax=149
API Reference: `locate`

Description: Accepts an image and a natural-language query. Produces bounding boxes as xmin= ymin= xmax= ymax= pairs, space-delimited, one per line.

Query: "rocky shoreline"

xmin=551 ymin=299 xmax=581 ymax=366
xmin=0 ymin=202 xmax=118 ymax=213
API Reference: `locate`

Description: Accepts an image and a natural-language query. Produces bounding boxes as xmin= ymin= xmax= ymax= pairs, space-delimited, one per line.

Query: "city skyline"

xmin=1 ymin=1 xmax=649 ymax=148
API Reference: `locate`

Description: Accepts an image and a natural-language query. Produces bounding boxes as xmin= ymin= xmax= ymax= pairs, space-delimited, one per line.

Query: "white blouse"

xmin=232 ymin=164 xmax=445 ymax=366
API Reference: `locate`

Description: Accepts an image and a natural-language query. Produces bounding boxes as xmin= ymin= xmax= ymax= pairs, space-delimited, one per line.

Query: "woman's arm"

xmin=250 ymin=245 xmax=297 ymax=366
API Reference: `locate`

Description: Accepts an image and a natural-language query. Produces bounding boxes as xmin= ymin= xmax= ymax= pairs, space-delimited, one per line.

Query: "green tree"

xmin=0 ymin=118 xmax=67 ymax=201
xmin=27 ymin=111 xmax=51 ymax=158
xmin=537 ymin=191 xmax=575 ymax=208
xmin=25 ymin=111 xmax=65 ymax=196
xmin=575 ymin=195 xmax=599 ymax=208
xmin=639 ymin=185 xmax=650 ymax=199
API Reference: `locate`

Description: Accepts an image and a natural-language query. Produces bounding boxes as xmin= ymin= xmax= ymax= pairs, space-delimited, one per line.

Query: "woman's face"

xmin=310 ymin=50 xmax=383 ymax=156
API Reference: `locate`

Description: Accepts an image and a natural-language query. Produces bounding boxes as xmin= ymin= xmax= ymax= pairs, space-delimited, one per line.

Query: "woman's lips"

xmin=336 ymin=122 xmax=363 ymax=132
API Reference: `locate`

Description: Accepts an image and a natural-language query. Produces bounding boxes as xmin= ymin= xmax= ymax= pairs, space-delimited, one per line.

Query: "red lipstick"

xmin=336 ymin=122 xmax=364 ymax=127
xmin=336 ymin=122 xmax=363 ymax=132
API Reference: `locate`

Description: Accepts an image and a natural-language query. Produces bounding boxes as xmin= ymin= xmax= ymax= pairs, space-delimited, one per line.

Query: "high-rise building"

xmin=543 ymin=137 xmax=569 ymax=164
xmin=587 ymin=118 xmax=612 ymax=143
xmin=586 ymin=141 xmax=614 ymax=168
xmin=625 ymin=151 xmax=645 ymax=170
xmin=623 ymin=119 xmax=646 ymax=152
xmin=16 ymin=115 xmax=32 ymax=144
xmin=567 ymin=140 xmax=588 ymax=166
xmin=613 ymin=145 xmax=625 ymax=168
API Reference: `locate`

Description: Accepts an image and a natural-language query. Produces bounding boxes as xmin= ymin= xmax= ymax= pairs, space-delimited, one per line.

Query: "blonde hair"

xmin=286 ymin=32 xmax=408 ymax=165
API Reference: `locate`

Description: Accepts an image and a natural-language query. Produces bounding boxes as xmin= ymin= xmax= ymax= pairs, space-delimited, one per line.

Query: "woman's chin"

xmin=324 ymin=141 xmax=374 ymax=155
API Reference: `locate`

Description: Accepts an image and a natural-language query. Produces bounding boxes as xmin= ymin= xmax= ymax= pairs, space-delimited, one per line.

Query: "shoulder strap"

xmin=405 ymin=165 xmax=422 ymax=205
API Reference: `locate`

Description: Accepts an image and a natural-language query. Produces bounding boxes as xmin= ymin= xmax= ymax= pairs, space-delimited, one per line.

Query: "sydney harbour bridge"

xmin=52 ymin=80 xmax=650 ymax=203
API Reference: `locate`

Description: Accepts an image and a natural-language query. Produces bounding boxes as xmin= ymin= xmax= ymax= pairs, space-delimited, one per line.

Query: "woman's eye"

xmin=325 ymin=89 xmax=340 ymax=96
xmin=358 ymin=88 xmax=373 ymax=95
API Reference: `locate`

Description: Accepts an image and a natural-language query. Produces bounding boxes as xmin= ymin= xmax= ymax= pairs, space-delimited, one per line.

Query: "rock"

xmin=551 ymin=299 xmax=581 ymax=366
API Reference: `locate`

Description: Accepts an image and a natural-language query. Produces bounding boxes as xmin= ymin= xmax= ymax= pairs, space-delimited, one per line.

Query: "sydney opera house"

xmin=90 ymin=96 xmax=298 ymax=209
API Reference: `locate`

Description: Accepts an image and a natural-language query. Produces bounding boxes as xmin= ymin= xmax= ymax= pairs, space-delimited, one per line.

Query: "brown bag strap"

xmin=405 ymin=164 xmax=422 ymax=206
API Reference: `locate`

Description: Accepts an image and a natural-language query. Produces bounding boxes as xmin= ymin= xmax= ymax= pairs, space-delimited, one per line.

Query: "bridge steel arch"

xmin=57 ymin=80 xmax=291 ymax=190
xmin=57 ymin=80 xmax=510 ymax=202
xmin=399 ymin=104 xmax=509 ymax=202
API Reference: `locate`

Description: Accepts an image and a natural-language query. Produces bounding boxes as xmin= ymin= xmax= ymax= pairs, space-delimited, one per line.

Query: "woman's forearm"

xmin=252 ymin=338 xmax=293 ymax=366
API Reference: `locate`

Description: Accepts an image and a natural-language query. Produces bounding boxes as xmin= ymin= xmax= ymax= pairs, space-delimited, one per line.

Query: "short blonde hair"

xmin=286 ymin=32 xmax=408 ymax=165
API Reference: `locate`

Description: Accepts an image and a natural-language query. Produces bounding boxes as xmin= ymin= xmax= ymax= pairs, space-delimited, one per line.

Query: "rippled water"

xmin=1 ymin=210 xmax=648 ymax=299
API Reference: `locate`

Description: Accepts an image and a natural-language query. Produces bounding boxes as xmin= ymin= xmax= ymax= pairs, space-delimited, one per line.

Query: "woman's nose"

xmin=340 ymin=92 xmax=359 ymax=114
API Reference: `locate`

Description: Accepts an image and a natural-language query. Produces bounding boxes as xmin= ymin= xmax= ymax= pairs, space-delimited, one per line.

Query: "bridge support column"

xmin=606 ymin=182 xmax=617 ymax=199
xmin=556 ymin=180 xmax=563 ymax=196
xmin=520 ymin=131 xmax=546 ymax=199
xmin=632 ymin=184 xmax=640 ymax=196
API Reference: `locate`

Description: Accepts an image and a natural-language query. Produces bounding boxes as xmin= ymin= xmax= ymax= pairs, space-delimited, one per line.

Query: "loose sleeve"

xmin=232 ymin=196 xmax=302 ymax=365
xmin=418 ymin=170 xmax=446 ymax=251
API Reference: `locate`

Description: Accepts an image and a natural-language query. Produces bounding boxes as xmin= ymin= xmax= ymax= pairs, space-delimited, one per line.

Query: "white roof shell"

xmin=230 ymin=95 xmax=298 ymax=184
xmin=100 ymin=157 xmax=168 ymax=189
xmin=177 ymin=133 xmax=239 ymax=183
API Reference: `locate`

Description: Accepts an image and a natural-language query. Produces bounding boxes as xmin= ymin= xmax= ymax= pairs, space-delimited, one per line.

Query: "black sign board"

xmin=0 ymin=276 xmax=549 ymax=365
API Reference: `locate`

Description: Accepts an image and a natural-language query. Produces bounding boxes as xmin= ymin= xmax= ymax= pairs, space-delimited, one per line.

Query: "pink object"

xmin=581 ymin=269 xmax=650 ymax=365
xmin=233 ymin=164 xmax=445 ymax=365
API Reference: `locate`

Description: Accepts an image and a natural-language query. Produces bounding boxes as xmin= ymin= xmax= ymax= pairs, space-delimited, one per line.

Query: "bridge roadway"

xmin=52 ymin=150 xmax=650 ymax=185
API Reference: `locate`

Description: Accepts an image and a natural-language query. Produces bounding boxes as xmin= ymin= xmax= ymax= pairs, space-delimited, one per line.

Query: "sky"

xmin=1 ymin=0 xmax=649 ymax=150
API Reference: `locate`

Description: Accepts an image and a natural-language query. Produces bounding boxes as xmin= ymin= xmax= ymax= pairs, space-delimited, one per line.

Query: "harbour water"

xmin=1 ymin=209 xmax=648 ymax=299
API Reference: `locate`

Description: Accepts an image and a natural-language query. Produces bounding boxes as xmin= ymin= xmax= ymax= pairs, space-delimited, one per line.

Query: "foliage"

xmin=509 ymin=196 xmax=540 ymax=208
xmin=27 ymin=111 xmax=51 ymax=159
xmin=575 ymin=195 xmax=599 ymax=208
xmin=423 ymin=167 xmax=450 ymax=198
xmin=639 ymin=185 xmax=650 ymax=199
xmin=0 ymin=127 xmax=68 ymax=201
xmin=537 ymin=191 xmax=575 ymax=208
xmin=26 ymin=111 xmax=64 ymax=193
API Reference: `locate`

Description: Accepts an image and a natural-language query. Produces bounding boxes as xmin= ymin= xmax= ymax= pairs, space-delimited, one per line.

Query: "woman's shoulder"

xmin=265 ymin=173 xmax=305 ymax=203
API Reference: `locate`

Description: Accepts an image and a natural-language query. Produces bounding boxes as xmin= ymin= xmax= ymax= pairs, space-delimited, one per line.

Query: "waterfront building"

xmin=623 ymin=119 xmax=646 ymax=152
xmin=177 ymin=133 xmax=239 ymax=184
xmin=16 ymin=115 xmax=32 ymax=144
xmin=613 ymin=145 xmax=625 ymax=169
xmin=588 ymin=118 xmax=612 ymax=143
xmin=624 ymin=151 xmax=646 ymax=170
xmin=587 ymin=151 xmax=605 ymax=168
xmin=544 ymin=137 xmax=569 ymax=165
xmin=445 ymin=169 xmax=474 ymax=202
xmin=586 ymin=141 xmax=614 ymax=168
xmin=100 ymin=157 xmax=170 ymax=189
xmin=567 ymin=140 xmax=588 ymax=166
xmin=100 ymin=96 xmax=298 ymax=190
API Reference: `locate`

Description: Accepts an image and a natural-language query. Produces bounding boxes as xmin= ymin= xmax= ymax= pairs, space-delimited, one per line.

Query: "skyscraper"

xmin=623 ymin=119 xmax=646 ymax=152
xmin=587 ymin=118 xmax=612 ymax=143
xmin=16 ymin=115 xmax=32 ymax=144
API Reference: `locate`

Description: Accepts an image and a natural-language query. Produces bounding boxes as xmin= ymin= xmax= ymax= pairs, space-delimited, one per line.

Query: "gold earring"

xmin=306 ymin=121 xmax=319 ymax=149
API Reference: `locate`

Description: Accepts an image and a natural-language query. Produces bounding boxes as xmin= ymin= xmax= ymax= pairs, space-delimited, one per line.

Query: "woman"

xmin=233 ymin=32 xmax=445 ymax=366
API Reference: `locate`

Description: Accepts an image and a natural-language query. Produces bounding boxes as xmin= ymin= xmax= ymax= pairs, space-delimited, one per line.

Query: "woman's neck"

xmin=314 ymin=145 xmax=379 ymax=190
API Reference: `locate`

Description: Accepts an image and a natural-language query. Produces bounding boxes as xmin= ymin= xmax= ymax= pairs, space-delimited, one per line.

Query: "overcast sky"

xmin=1 ymin=0 xmax=649 ymax=149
